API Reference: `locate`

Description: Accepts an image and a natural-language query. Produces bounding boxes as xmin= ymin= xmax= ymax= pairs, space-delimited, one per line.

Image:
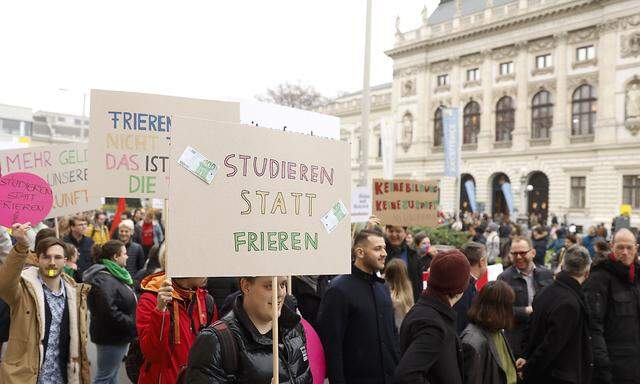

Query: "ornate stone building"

xmin=318 ymin=0 xmax=640 ymax=229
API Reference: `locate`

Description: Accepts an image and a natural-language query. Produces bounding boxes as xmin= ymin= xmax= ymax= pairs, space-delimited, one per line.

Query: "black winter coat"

xmin=63 ymin=234 xmax=94 ymax=282
xmin=185 ymin=295 xmax=311 ymax=384
xmin=523 ymin=271 xmax=593 ymax=384
xmin=386 ymin=243 xmax=423 ymax=302
xmin=453 ymin=276 xmax=477 ymax=335
xmin=0 ymin=298 xmax=9 ymax=342
xmin=206 ymin=277 xmax=240 ymax=315
xmin=84 ymin=264 xmax=137 ymax=345
xmin=497 ymin=265 xmax=553 ymax=357
xmin=318 ymin=264 xmax=400 ymax=384
xmin=584 ymin=257 xmax=640 ymax=384
xmin=124 ymin=240 xmax=146 ymax=277
xmin=461 ymin=324 xmax=516 ymax=384
xmin=291 ymin=275 xmax=330 ymax=330
xmin=394 ymin=295 xmax=464 ymax=384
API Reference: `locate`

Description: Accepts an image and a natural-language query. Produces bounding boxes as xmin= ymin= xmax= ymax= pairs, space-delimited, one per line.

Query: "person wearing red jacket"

xmin=136 ymin=258 xmax=214 ymax=384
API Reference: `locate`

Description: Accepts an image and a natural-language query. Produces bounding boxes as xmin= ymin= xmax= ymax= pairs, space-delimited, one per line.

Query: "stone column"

xmin=442 ymin=57 xmax=461 ymax=214
xmin=513 ymin=41 xmax=529 ymax=151
xmin=552 ymin=32 xmax=569 ymax=148
xmin=596 ymin=22 xmax=618 ymax=144
xmin=479 ymin=50 xmax=494 ymax=152
xmin=422 ymin=64 xmax=433 ymax=155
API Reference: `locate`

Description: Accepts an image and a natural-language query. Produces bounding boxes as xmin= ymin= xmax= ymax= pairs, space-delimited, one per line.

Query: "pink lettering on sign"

xmin=0 ymin=172 xmax=54 ymax=227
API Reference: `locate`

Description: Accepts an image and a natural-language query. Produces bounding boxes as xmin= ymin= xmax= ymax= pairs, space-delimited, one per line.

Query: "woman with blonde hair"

xmin=385 ymin=258 xmax=415 ymax=330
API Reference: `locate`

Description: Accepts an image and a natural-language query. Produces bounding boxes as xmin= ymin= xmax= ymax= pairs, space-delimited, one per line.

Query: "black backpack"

xmin=176 ymin=319 xmax=239 ymax=383
xmin=125 ymin=293 xmax=217 ymax=383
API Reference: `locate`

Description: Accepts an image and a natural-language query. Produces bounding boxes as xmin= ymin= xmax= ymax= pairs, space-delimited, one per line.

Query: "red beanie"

xmin=427 ymin=249 xmax=471 ymax=295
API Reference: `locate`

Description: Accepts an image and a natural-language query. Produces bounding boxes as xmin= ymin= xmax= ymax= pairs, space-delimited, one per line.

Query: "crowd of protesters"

xmin=0 ymin=206 xmax=639 ymax=384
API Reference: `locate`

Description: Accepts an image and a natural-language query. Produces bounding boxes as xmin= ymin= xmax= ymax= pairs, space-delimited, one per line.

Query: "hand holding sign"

xmin=0 ymin=172 xmax=54 ymax=227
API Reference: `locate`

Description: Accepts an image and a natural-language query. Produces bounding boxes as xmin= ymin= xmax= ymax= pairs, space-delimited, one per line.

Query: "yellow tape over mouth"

xmin=47 ymin=269 xmax=56 ymax=277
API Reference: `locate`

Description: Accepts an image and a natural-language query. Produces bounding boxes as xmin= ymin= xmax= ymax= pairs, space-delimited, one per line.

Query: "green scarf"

xmin=100 ymin=259 xmax=133 ymax=285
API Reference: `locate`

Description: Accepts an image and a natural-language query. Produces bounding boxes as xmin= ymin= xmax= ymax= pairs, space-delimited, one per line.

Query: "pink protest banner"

xmin=0 ymin=172 xmax=54 ymax=227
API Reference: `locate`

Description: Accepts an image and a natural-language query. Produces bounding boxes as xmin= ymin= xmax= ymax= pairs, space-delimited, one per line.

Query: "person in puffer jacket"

xmin=185 ymin=276 xmax=312 ymax=384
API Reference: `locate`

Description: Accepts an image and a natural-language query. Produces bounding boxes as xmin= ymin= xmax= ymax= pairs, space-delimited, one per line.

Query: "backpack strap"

xmin=211 ymin=320 xmax=239 ymax=378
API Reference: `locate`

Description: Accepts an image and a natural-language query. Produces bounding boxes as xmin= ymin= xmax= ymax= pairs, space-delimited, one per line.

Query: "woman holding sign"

xmin=186 ymin=276 xmax=312 ymax=383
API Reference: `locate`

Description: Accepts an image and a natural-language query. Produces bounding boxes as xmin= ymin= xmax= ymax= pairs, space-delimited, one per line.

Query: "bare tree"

xmin=256 ymin=82 xmax=328 ymax=110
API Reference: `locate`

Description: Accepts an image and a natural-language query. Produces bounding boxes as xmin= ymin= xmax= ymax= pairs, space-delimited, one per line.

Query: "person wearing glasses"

xmin=497 ymin=236 xmax=553 ymax=359
xmin=0 ymin=223 xmax=91 ymax=384
xmin=584 ymin=228 xmax=640 ymax=384
xmin=63 ymin=215 xmax=94 ymax=282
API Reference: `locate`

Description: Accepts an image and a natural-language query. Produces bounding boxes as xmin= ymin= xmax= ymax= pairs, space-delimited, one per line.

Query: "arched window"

xmin=434 ymin=107 xmax=444 ymax=147
xmin=495 ymin=96 xmax=515 ymax=142
xmin=531 ymin=91 xmax=553 ymax=139
xmin=463 ymin=101 xmax=480 ymax=144
xmin=572 ymin=84 xmax=597 ymax=136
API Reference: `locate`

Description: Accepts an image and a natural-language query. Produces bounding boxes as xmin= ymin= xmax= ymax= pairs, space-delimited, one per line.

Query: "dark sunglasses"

xmin=510 ymin=250 xmax=531 ymax=257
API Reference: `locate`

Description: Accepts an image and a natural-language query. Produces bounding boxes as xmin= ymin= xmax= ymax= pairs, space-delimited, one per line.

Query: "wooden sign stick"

xmin=272 ymin=276 xmax=280 ymax=384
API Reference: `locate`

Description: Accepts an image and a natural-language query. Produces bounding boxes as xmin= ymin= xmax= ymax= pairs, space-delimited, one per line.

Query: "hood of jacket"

xmin=140 ymin=271 xmax=186 ymax=301
xmin=81 ymin=263 xmax=107 ymax=284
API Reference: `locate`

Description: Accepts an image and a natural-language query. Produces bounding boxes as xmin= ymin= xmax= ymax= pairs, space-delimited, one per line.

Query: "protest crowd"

xmin=0 ymin=204 xmax=639 ymax=384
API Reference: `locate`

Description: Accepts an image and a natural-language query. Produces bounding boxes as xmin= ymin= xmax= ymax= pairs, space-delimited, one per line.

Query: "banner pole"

xmin=163 ymin=198 xmax=169 ymax=277
xmin=54 ymin=216 xmax=60 ymax=238
xmin=272 ymin=276 xmax=280 ymax=384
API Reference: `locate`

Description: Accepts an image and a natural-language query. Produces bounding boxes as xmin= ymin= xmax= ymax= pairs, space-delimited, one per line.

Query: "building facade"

xmin=0 ymin=104 xmax=33 ymax=149
xmin=318 ymin=0 xmax=640 ymax=229
xmin=0 ymin=105 xmax=89 ymax=149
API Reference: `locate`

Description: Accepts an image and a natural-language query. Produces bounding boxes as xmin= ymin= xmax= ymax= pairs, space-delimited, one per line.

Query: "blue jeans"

xmin=94 ymin=343 xmax=129 ymax=384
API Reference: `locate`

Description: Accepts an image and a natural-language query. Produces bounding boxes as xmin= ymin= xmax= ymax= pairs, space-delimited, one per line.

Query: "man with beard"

xmin=318 ymin=229 xmax=399 ymax=384
xmin=497 ymin=236 xmax=553 ymax=358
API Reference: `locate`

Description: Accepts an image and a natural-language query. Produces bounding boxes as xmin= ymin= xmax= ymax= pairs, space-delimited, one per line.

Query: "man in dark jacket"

xmin=318 ymin=229 xmax=399 ymax=384
xmin=63 ymin=215 xmax=94 ymax=281
xmin=385 ymin=225 xmax=422 ymax=301
xmin=520 ymin=245 xmax=593 ymax=384
xmin=584 ymin=228 xmax=640 ymax=384
xmin=497 ymin=236 xmax=553 ymax=358
xmin=394 ymin=250 xmax=471 ymax=384
xmin=453 ymin=241 xmax=487 ymax=334
xmin=117 ymin=220 xmax=146 ymax=276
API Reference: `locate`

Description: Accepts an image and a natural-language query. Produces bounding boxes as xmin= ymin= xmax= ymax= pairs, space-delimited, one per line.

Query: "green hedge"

xmin=409 ymin=225 xmax=470 ymax=249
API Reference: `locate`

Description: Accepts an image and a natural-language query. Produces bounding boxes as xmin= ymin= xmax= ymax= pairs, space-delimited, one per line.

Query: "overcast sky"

xmin=0 ymin=0 xmax=439 ymax=115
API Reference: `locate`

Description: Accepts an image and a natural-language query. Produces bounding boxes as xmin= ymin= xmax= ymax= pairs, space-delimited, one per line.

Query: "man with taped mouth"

xmin=0 ymin=222 xmax=90 ymax=384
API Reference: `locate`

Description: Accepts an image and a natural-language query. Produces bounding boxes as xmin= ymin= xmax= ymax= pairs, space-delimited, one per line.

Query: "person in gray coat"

xmin=461 ymin=280 xmax=518 ymax=384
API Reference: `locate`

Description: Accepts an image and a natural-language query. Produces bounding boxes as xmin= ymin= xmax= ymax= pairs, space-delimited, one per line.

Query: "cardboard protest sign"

xmin=88 ymin=89 xmax=240 ymax=198
xmin=372 ymin=178 xmax=439 ymax=227
xmin=0 ymin=143 xmax=100 ymax=218
xmin=0 ymin=172 xmax=53 ymax=226
xmin=351 ymin=186 xmax=372 ymax=223
xmin=240 ymin=100 xmax=340 ymax=139
xmin=89 ymin=90 xmax=341 ymax=200
xmin=167 ymin=117 xmax=351 ymax=277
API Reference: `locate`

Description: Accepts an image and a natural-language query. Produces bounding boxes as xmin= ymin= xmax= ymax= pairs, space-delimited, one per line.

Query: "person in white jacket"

xmin=485 ymin=223 xmax=501 ymax=264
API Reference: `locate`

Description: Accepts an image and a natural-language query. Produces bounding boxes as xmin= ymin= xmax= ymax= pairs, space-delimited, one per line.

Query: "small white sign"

xmin=351 ymin=186 xmax=372 ymax=223
xmin=487 ymin=263 xmax=504 ymax=282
